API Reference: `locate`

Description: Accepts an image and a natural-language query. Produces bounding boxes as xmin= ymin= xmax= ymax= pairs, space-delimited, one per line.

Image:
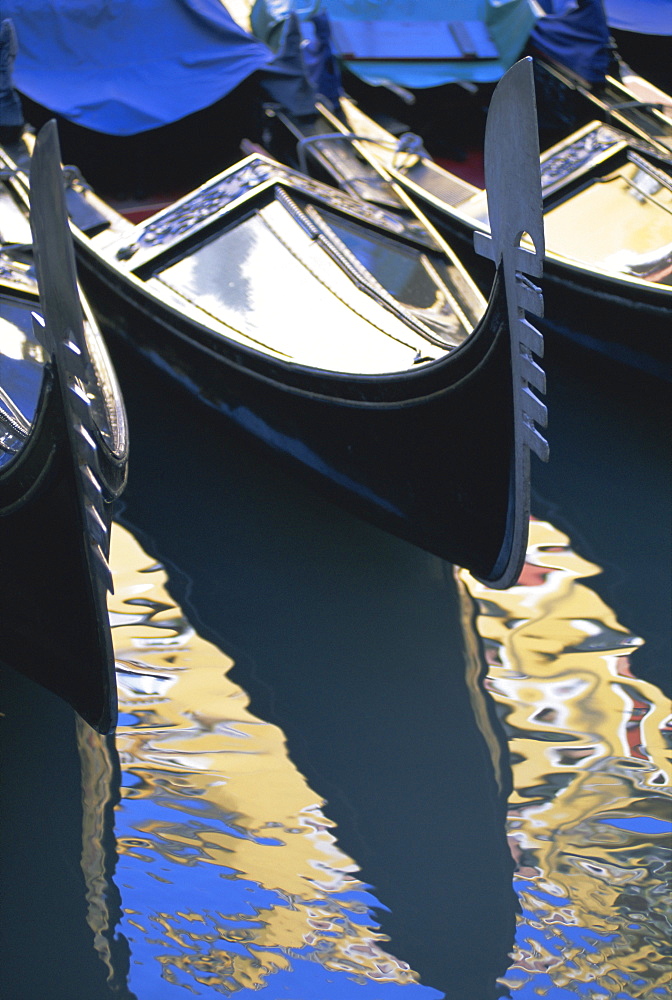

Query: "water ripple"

xmin=459 ymin=519 xmax=672 ymax=1000
xmin=102 ymin=524 xmax=441 ymax=998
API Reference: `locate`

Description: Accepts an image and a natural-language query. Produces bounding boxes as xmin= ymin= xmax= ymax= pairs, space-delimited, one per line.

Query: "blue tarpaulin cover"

xmin=0 ymin=0 xmax=274 ymax=135
xmin=529 ymin=0 xmax=613 ymax=83
xmin=605 ymin=0 xmax=672 ymax=35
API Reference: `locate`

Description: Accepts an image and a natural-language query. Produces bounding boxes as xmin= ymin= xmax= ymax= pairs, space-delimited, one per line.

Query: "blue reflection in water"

xmin=108 ymin=526 xmax=445 ymax=998
xmin=107 ymin=513 xmax=671 ymax=1000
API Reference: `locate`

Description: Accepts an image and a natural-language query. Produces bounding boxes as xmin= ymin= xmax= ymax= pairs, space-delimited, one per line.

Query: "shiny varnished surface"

xmin=283 ymin=97 xmax=672 ymax=379
xmin=28 ymin=59 xmax=546 ymax=585
xmin=0 ymin=289 xmax=44 ymax=468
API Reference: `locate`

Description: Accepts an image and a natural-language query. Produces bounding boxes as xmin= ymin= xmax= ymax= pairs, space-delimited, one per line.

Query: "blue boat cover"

xmin=0 ymin=18 xmax=22 ymax=131
xmin=0 ymin=0 xmax=274 ymax=135
xmin=252 ymin=0 xmax=539 ymax=89
xmin=605 ymin=0 xmax=672 ymax=35
xmin=529 ymin=0 xmax=613 ymax=83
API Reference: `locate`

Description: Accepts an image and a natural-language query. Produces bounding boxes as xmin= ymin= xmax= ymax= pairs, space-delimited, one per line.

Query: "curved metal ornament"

xmin=474 ymin=57 xmax=549 ymax=589
xmin=29 ymin=120 xmax=119 ymax=731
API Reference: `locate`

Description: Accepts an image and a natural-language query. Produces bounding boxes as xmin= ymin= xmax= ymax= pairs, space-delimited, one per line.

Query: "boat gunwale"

xmin=2 ymin=133 xmax=514 ymax=410
xmin=313 ymin=103 xmax=672 ymax=300
xmin=390 ymin=170 xmax=672 ymax=297
xmin=0 ymin=59 xmax=550 ymax=587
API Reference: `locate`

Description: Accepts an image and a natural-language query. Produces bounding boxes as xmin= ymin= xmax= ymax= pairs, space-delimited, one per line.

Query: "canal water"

xmin=0 ymin=331 xmax=670 ymax=999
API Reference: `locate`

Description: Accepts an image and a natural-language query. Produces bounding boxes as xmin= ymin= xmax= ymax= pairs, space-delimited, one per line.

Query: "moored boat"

xmin=253 ymin=0 xmax=539 ymax=91
xmin=269 ymin=86 xmax=672 ymax=381
xmin=2 ymin=60 xmax=548 ymax=588
xmin=0 ymin=120 xmax=128 ymax=733
xmin=528 ymin=0 xmax=672 ymax=157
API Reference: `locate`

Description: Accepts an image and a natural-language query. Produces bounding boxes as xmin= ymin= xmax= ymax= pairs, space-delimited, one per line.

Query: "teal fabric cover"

xmin=318 ymin=0 xmax=538 ymax=87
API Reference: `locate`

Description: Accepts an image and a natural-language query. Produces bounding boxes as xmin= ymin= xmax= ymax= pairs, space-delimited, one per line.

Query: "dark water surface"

xmin=1 ymin=332 xmax=670 ymax=999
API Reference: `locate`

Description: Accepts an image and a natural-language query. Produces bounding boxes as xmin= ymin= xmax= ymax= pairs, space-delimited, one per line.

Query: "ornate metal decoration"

xmin=116 ymin=159 xmax=277 ymax=261
xmin=281 ymin=168 xmax=434 ymax=246
xmin=30 ymin=122 xmax=126 ymax=545
xmin=0 ymin=252 xmax=35 ymax=291
xmin=115 ymin=155 xmax=435 ymax=265
xmin=540 ymin=124 xmax=624 ymax=196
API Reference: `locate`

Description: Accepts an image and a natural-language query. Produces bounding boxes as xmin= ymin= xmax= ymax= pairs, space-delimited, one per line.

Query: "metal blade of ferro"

xmin=29 ymin=120 xmax=114 ymax=583
xmin=28 ymin=120 xmax=85 ymax=359
xmin=474 ymin=58 xmax=549 ymax=464
xmin=472 ymin=57 xmax=549 ymax=589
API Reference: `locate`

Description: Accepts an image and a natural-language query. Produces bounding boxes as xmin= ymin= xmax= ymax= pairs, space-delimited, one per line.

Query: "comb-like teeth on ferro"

xmin=513 ymin=246 xmax=543 ymax=278
xmin=518 ymin=317 xmax=545 ymax=357
xmin=81 ymin=463 xmax=103 ymax=499
xmin=515 ymin=273 xmax=544 ymax=317
xmin=91 ymin=542 xmax=114 ymax=593
xmin=519 ymin=352 xmax=546 ymax=394
xmin=523 ymin=421 xmax=550 ymax=462
xmin=75 ymin=421 xmax=98 ymax=454
xmin=69 ymin=378 xmax=91 ymax=407
xmin=473 ymin=230 xmax=495 ymax=263
xmin=85 ymin=499 xmax=108 ymax=547
xmin=474 ymin=232 xmax=543 ymax=278
xmin=58 ymin=340 xmax=87 ymax=379
xmin=31 ymin=312 xmax=50 ymax=353
xmin=521 ymin=385 xmax=548 ymax=429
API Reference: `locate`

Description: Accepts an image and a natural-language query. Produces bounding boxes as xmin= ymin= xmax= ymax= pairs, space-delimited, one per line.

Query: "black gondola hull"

xmin=5 ymin=61 xmax=545 ymax=589
xmin=0 ymin=358 xmax=117 ymax=733
xmin=77 ymin=252 xmax=518 ymax=583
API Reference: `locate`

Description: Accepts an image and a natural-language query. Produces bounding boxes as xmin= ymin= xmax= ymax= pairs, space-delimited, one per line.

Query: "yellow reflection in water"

xmin=105 ymin=523 xmax=419 ymax=992
xmin=458 ymin=519 xmax=672 ymax=998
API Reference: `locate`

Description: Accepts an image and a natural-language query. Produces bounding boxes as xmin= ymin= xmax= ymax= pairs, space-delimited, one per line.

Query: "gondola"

xmin=2 ymin=59 xmax=548 ymax=588
xmin=252 ymin=0 xmax=538 ymax=91
xmin=0 ymin=120 xmax=128 ymax=733
xmin=269 ymin=79 xmax=672 ymax=381
xmin=527 ymin=1 xmax=672 ymax=160
xmin=258 ymin=0 xmax=672 ymax=381
xmin=531 ymin=54 xmax=672 ymax=159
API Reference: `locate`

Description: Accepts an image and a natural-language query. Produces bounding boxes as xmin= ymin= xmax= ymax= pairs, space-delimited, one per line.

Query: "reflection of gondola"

xmin=0 ymin=121 xmax=127 ymax=733
xmin=270 ymin=88 xmax=672 ymax=380
xmin=6 ymin=59 xmax=547 ymax=586
xmin=107 ymin=351 xmax=517 ymax=995
xmin=458 ymin=518 xmax=672 ymax=999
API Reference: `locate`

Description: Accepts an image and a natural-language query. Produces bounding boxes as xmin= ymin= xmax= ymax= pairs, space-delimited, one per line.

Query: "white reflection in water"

xmin=459 ymin=519 xmax=672 ymax=1000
